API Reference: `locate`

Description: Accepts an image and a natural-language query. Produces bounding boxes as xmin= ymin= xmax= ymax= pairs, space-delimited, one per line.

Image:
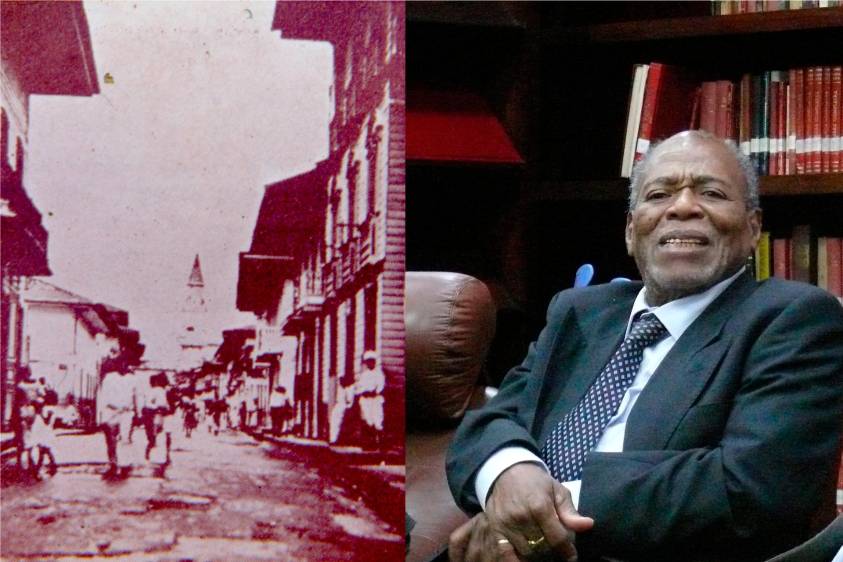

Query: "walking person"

xmin=160 ymin=381 xmax=180 ymax=464
xmin=143 ymin=372 xmax=168 ymax=461
xmin=182 ymin=397 xmax=198 ymax=438
xmin=29 ymin=400 xmax=58 ymax=478
xmin=98 ymin=354 xmax=137 ymax=479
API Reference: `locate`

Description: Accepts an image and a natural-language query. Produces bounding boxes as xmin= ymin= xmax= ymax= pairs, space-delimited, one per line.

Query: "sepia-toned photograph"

xmin=1 ymin=1 xmax=405 ymax=559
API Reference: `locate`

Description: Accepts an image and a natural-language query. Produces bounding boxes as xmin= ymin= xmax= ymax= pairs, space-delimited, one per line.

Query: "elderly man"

xmin=446 ymin=131 xmax=843 ymax=562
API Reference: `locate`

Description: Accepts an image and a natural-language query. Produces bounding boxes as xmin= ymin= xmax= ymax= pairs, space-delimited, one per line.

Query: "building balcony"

xmin=256 ymin=326 xmax=285 ymax=356
xmin=322 ymin=215 xmax=383 ymax=297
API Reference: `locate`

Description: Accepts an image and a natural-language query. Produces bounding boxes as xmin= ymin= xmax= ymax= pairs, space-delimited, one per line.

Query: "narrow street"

xmin=1 ymin=426 xmax=402 ymax=560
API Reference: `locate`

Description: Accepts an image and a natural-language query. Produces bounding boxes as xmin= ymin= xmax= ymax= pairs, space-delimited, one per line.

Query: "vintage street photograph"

xmin=1 ymin=1 xmax=405 ymax=559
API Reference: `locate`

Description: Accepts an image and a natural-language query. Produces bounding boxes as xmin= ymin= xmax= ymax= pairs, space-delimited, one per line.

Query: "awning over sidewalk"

xmin=1 ymin=166 xmax=50 ymax=276
xmin=237 ymin=164 xmax=329 ymax=314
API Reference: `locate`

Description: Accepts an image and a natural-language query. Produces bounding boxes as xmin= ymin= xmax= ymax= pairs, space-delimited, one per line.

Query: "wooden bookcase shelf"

xmin=532 ymin=175 xmax=843 ymax=202
xmin=760 ymin=174 xmax=843 ymax=196
xmin=548 ymin=7 xmax=843 ymax=44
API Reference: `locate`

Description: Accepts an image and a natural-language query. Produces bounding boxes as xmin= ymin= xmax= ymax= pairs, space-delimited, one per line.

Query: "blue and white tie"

xmin=541 ymin=312 xmax=668 ymax=481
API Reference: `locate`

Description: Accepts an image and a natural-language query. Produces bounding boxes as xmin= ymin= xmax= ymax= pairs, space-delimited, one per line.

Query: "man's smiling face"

xmin=625 ymin=133 xmax=762 ymax=306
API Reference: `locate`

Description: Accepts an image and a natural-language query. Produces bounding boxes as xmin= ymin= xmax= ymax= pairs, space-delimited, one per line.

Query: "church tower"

xmin=178 ymin=254 xmax=215 ymax=370
xmin=183 ymin=254 xmax=207 ymax=321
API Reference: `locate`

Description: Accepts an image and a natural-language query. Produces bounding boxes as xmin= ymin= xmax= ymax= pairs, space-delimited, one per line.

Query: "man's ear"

xmin=748 ymin=209 xmax=762 ymax=249
xmin=624 ymin=213 xmax=635 ymax=256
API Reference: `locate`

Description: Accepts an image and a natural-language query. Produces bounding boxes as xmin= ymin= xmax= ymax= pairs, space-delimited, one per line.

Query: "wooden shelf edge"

xmin=760 ymin=173 xmax=843 ymax=196
xmin=544 ymin=7 xmax=843 ymax=44
xmin=530 ymin=174 xmax=843 ymax=202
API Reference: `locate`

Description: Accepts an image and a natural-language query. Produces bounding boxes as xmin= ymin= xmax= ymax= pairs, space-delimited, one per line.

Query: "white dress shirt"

xmin=475 ymin=269 xmax=745 ymax=510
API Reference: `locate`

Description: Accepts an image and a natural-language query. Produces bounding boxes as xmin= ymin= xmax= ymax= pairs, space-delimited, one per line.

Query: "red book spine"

xmin=700 ymin=81 xmax=718 ymax=134
xmin=811 ymin=66 xmax=823 ymax=173
xmin=776 ymin=74 xmax=786 ymax=175
xmin=716 ymin=80 xmax=730 ymax=139
xmin=772 ymin=238 xmax=790 ymax=279
xmin=785 ymin=80 xmax=794 ymax=175
xmin=726 ymin=81 xmax=736 ymax=141
xmin=806 ymin=67 xmax=815 ymax=173
xmin=828 ymin=238 xmax=843 ymax=298
xmin=739 ymin=73 xmax=752 ymax=157
xmin=794 ymin=68 xmax=806 ymax=174
xmin=831 ymin=66 xmax=841 ymax=173
xmin=822 ymin=67 xmax=832 ymax=172
xmin=635 ymin=62 xmax=664 ymax=162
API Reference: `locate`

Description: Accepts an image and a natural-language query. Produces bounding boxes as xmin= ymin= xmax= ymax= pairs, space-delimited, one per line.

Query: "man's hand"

xmin=450 ymin=463 xmax=594 ymax=561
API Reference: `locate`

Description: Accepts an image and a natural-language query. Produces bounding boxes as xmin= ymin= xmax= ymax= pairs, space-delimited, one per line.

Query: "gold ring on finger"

xmin=526 ymin=535 xmax=546 ymax=548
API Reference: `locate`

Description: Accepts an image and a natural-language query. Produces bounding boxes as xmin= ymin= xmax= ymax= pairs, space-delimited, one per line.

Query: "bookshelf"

xmin=407 ymin=3 xmax=843 ymax=383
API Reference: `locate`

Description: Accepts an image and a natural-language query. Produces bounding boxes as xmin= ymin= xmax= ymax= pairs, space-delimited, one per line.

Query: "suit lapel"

xmin=624 ymin=272 xmax=758 ymax=450
xmin=532 ymin=284 xmax=639 ymax=444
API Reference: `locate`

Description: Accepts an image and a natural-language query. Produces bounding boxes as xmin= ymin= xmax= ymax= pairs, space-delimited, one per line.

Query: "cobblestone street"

xmin=1 ymin=427 xmax=403 ymax=560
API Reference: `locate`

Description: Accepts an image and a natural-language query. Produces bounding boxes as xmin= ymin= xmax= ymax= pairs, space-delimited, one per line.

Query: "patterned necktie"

xmin=541 ymin=312 xmax=668 ymax=481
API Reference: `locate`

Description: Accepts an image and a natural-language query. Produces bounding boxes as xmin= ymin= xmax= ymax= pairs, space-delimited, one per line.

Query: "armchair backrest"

xmin=405 ymin=272 xmax=496 ymax=428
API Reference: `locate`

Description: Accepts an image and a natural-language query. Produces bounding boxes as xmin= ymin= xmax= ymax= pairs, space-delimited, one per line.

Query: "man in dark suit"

xmin=446 ymin=130 xmax=843 ymax=562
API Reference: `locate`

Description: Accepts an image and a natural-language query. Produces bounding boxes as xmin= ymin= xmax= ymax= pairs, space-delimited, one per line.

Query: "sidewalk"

xmin=245 ymin=427 xmax=405 ymax=533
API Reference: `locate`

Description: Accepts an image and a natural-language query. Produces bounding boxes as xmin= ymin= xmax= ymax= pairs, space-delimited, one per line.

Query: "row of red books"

xmin=712 ymin=0 xmax=841 ymax=15
xmin=622 ymin=63 xmax=843 ymax=178
xmin=753 ymin=229 xmax=843 ymax=299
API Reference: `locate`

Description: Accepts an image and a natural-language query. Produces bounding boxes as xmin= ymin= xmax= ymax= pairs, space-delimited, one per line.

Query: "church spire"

xmin=188 ymin=254 xmax=204 ymax=287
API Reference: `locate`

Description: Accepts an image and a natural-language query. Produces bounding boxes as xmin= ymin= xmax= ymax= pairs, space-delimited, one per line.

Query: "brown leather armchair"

xmin=405 ymin=271 xmax=497 ymax=562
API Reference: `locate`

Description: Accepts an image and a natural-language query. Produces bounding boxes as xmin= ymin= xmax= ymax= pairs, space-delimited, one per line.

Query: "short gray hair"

xmin=628 ymin=130 xmax=760 ymax=212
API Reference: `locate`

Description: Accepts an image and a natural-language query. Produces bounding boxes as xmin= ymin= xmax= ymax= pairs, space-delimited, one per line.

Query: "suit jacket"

xmin=446 ymin=273 xmax=843 ymax=561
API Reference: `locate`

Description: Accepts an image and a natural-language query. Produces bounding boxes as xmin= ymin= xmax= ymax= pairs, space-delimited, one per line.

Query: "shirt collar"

xmin=627 ymin=268 xmax=745 ymax=340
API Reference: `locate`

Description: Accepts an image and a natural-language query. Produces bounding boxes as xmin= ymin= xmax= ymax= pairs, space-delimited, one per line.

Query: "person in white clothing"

xmin=98 ymin=355 xmax=137 ymax=478
xmin=354 ymin=351 xmax=385 ymax=449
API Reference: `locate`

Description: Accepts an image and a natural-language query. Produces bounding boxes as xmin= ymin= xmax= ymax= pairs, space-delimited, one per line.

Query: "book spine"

xmin=810 ymin=66 xmax=823 ymax=173
xmin=785 ymin=80 xmax=794 ymax=175
xmin=818 ymin=237 xmax=829 ymax=290
xmin=769 ymin=72 xmax=782 ymax=175
xmin=636 ymin=63 xmax=663 ymax=162
xmin=776 ymin=72 xmax=787 ymax=175
xmin=828 ymin=238 xmax=843 ymax=298
xmin=701 ymin=81 xmax=718 ymax=135
xmin=831 ymin=66 xmax=841 ymax=173
xmin=751 ymin=73 xmax=763 ymax=173
xmin=794 ymin=68 xmax=806 ymax=174
xmin=756 ymin=231 xmax=771 ymax=280
xmin=822 ymin=66 xmax=832 ymax=172
xmin=759 ymin=71 xmax=771 ymax=176
xmin=621 ymin=64 xmax=648 ymax=178
xmin=726 ymin=81 xmax=737 ymax=141
xmin=806 ymin=66 xmax=815 ymax=173
xmin=773 ymin=238 xmax=790 ymax=279
xmin=740 ymin=73 xmax=752 ymax=156
xmin=716 ymin=80 xmax=730 ymax=139
xmin=790 ymin=224 xmax=813 ymax=283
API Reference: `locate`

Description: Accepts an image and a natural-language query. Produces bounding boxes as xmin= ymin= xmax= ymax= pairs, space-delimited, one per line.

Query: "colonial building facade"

xmin=22 ymin=280 xmax=141 ymax=427
xmin=236 ymin=2 xmax=404 ymax=453
xmin=0 ymin=1 xmax=99 ymax=429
